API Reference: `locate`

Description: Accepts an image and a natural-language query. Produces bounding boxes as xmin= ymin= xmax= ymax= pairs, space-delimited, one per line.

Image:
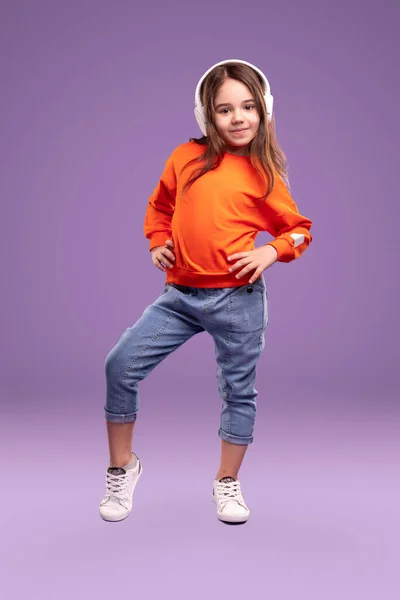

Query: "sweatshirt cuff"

xmin=265 ymin=238 xmax=293 ymax=262
xmin=149 ymin=232 xmax=172 ymax=251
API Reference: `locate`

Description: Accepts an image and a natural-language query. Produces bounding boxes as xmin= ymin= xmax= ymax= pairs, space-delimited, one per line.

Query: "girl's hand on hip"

xmin=227 ymin=245 xmax=278 ymax=283
xmin=151 ymin=239 xmax=175 ymax=272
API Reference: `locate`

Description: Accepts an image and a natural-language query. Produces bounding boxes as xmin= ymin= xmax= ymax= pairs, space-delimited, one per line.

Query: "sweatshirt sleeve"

xmin=144 ymin=151 xmax=177 ymax=251
xmin=262 ymin=173 xmax=313 ymax=263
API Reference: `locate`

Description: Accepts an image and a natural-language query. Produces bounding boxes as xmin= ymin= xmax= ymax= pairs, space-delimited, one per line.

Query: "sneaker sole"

xmin=212 ymin=494 xmax=250 ymax=523
xmin=100 ymin=462 xmax=143 ymax=522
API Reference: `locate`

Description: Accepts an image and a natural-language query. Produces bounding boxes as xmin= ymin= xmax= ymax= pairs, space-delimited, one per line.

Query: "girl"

xmin=99 ymin=59 xmax=312 ymax=524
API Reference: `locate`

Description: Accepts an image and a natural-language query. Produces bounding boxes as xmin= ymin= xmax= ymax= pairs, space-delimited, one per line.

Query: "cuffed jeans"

xmin=104 ymin=277 xmax=268 ymax=445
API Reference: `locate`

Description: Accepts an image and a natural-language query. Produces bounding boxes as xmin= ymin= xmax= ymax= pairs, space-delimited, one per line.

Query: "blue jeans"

xmin=104 ymin=277 xmax=268 ymax=445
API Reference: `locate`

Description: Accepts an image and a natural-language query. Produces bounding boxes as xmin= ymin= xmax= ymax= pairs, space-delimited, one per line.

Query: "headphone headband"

xmin=194 ymin=59 xmax=274 ymax=136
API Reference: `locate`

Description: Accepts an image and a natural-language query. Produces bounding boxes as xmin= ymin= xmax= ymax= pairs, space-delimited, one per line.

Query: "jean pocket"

xmin=229 ymin=286 xmax=265 ymax=333
xmin=251 ymin=276 xmax=266 ymax=293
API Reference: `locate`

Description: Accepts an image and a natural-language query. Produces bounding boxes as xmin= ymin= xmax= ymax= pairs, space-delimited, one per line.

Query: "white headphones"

xmin=194 ymin=59 xmax=274 ymax=136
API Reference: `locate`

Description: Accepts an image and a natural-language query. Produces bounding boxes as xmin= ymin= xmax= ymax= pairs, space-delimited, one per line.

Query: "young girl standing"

xmin=100 ymin=59 xmax=312 ymax=524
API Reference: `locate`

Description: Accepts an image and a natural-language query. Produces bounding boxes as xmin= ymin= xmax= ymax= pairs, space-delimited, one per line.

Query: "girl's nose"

xmin=232 ymin=109 xmax=244 ymax=123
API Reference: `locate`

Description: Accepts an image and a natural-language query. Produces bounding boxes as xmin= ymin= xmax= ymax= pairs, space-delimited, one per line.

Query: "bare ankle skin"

xmin=106 ymin=420 xmax=136 ymax=467
xmin=215 ymin=440 xmax=248 ymax=480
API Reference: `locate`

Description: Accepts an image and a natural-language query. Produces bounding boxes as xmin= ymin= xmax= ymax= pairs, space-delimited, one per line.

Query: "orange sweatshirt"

xmin=144 ymin=141 xmax=312 ymax=288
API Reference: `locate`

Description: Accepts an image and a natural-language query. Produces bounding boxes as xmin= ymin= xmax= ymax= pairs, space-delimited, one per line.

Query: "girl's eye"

xmin=219 ymin=105 xmax=255 ymax=114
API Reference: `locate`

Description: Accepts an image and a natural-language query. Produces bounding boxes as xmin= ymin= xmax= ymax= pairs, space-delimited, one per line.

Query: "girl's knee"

xmin=104 ymin=346 xmax=125 ymax=383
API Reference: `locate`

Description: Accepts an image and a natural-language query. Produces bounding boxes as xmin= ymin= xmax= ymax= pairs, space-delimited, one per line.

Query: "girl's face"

xmin=213 ymin=77 xmax=260 ymax=155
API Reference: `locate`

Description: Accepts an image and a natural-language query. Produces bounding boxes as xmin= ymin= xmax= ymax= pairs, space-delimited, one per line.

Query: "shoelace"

xmin=215 ymin=480 xmax=244 ymax=505
xmin=105 ymin=471 xmax=129 ymax=499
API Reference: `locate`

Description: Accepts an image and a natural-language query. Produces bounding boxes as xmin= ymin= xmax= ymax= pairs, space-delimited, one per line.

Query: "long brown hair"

xmin=181 ymin=62 xmax=289 ymax=203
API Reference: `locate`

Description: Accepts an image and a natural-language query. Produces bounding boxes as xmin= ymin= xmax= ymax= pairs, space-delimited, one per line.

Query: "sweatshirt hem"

xmin=166 ymin=268 xmax=247 ymax=288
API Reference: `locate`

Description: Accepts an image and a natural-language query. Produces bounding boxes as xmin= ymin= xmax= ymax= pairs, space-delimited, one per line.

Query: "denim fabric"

xmin=104 ymin=277 xmax=268 ymax=445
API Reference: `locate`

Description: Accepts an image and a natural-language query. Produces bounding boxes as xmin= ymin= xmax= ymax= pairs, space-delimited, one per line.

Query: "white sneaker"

xmin=99 ymin=455 xmax=143 ymax=522
xmin=212 ymin=477 xmax=250 ymax=523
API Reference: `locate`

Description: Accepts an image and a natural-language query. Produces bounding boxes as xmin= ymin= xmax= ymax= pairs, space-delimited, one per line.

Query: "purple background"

xmin=1 ymin=0 xmax=399 ymax=599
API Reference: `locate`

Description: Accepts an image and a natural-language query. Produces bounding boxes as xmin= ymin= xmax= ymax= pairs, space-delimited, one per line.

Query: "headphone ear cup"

xmin=265 ymin=94 xmax=274 ymax=122
xmin=194 ymin=106 xmax=207 ymax=136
